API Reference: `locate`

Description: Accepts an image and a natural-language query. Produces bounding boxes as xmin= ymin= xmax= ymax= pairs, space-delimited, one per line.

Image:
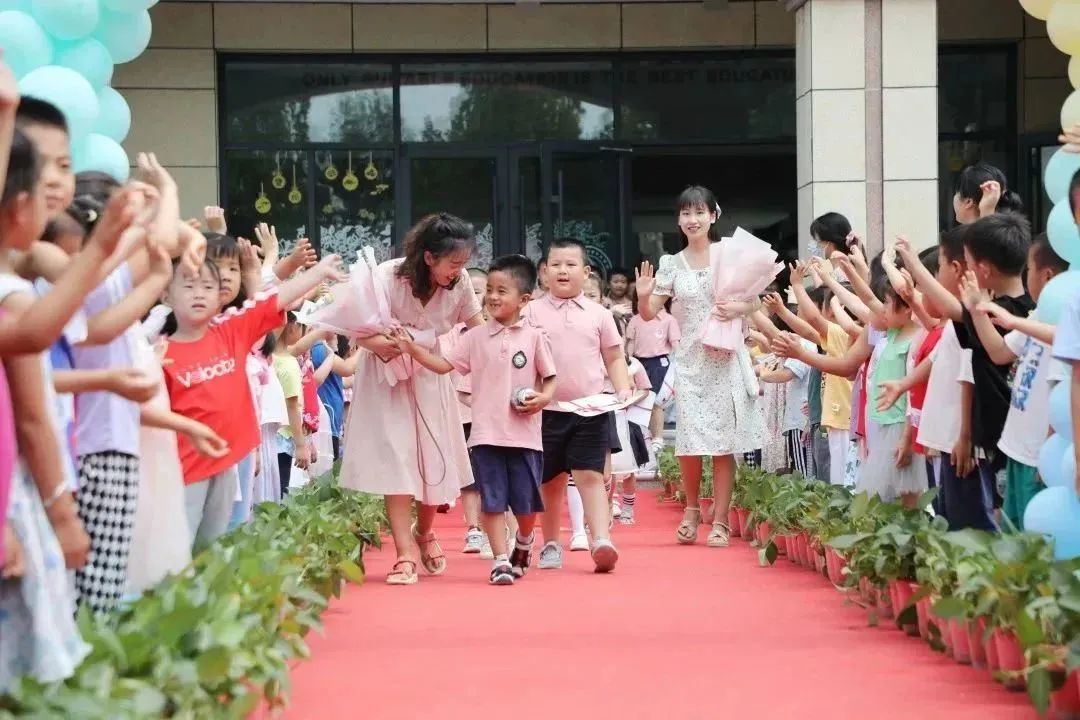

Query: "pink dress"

xmin=0 ymin=363 xmax=13 ymax=567
xmin=339 ymin=260 xmax=483 ymax=505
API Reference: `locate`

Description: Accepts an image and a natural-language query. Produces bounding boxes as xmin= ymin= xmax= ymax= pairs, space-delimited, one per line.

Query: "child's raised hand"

xmin=185 ymin=421 xmax=229 ymax=459
xmin=978 ymin=180 xmax=1001 ymax=218
xmin=237 ymin=237 xmax=261 ymax=272
xmin=177 ymin=222 xmax=206 ymax=279
xmin=894 ymin=235 xmax=914 ymax=258
xmin=291 ymin=237 xmax=318 ymax=270
xmin=204 ymin=206 xmax=227 ymax=234
xmin=959 ymin=270 xmax=988 ymax=310
xmin=788 ymin=260 xmax=806 ymax=284
xmin=770 ymin=332 xmax=802 ymax=359
xmin=845 ymin=231 xmax=863 ymax=251
xmin=635 ymin=261 xmax=656 ymax=298
xmin=762 ymin=291 xmax=784 ymax=314
xmin=316 ymin=253 xmax=347 ymax=283
xmin=0 ymin=54 xmax=18 ymax=112
xmin=255 ymin=222 xmax=279 ymax=267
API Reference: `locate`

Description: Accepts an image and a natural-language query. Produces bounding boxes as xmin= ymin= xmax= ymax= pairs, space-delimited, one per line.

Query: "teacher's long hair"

xmin=675 ymin=185 xmax=724 ymax=246
xmin=395 ymin=212 xmax=474 ymax=300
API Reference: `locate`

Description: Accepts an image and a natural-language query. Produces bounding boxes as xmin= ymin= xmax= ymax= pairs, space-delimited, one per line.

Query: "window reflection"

xmin=315 ymin=150 xmax=395 ymax=263
xmin=224 ymin=63 xmax=393 ymax=144
xmin=224 ymin=150 xmax=310 ymax=254
xmin=939 ymin=52 xmax=1010 ymax=135
xmin=400 ymin=62 xmax=614 ymax=142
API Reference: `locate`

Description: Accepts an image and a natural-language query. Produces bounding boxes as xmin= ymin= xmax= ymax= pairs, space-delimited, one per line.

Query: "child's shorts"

xmin=470 ymin=445 xmax=544 ymax=515
xmin=541 ymin=410 xmax=612 ymax=482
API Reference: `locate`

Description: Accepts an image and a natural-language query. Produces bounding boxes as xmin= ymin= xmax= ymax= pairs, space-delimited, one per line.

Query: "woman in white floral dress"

xmin=635 ymin=186 xmax=765 ymax=547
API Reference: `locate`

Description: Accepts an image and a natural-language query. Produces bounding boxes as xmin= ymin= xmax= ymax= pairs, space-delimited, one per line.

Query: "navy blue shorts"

xmin=638 ymin=355 xmax=670 ymax=395
xmin=470 ymin=445 xmax=544 ymax=515
xmin=541 ymin=411 xmax=612 ymax=482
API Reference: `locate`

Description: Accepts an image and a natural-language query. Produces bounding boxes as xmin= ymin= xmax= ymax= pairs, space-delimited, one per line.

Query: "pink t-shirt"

xmin=447 ymin=318 xmax=556 ymax=451
xmin=626 ymin=311 xmax=681 ymax=358
xmin=524 ymin=292 xmax=621 ymax=404
xmin=439 ymin=323 xmax=473 ymax=425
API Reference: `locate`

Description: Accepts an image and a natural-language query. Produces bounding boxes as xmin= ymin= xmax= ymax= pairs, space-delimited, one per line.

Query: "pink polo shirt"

xmin=438 ymin=323 xmax=473 ymax=424
xmin=447 ymin=318 xmax=556 ymax=452
xmin=627 ymin=311 xmax=681 ymax=358
xmin=523 ymin=292 xmax=621 ymax=404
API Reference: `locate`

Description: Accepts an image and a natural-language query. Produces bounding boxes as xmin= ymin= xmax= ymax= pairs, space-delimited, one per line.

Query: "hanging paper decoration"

xmin=255 ymin=182 xmax=271 ymax=214
xmin=272 ymin=153 xmax=286 ymax=190
xmin=288 ymin=163 xmax=302 ymax=205
xmin=324 ymin=152 xmax=339 ymax=181
xmin=363 ymin=152 xmax=378 ymax=181
xmin=342 ymin=151 xmax=359 ymax=192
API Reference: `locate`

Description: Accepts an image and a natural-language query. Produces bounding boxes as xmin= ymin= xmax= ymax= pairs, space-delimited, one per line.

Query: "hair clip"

xmin=715 ymin=202 xmax=723 ymax=217
xmin=86 ymin=208 xmax=98 ymax=224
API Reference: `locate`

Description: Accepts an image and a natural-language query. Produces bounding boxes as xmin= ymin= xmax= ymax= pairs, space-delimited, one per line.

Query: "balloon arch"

xmin=0 ymin=0 xmax=154 ymax=181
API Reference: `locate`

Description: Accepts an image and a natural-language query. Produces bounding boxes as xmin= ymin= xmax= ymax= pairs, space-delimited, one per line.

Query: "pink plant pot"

xmin=949 ymin=619 xmax=972 ymax=664
xmin=993 ymin=629 xmax=1026 ymax=690
xmin=1050 ymin=671 xmax=1080 ymax=720
xmin=966 ymin=618 xmax=987 ymax=669
xmin=727 ymin=509 xmax=741 ymax=537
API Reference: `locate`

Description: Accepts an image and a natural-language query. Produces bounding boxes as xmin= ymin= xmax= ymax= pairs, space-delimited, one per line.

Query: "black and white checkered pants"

xmin=75 ymin=451 xmax=139 ymax=614
xmin=784 ymin=429 xmax=809 ymax=477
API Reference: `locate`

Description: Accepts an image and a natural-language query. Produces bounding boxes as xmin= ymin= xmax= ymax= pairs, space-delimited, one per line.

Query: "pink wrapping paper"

xmin=700 ymin=227 xmax=784 ymax=352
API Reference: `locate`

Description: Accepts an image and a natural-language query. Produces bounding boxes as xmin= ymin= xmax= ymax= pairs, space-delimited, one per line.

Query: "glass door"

xmin=400 ymin=147 xmax=507 ymax=268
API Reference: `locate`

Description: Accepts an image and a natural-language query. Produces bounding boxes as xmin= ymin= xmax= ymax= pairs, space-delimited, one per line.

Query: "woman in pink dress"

xmin=339 ymin=214 xmax=483 ymax=585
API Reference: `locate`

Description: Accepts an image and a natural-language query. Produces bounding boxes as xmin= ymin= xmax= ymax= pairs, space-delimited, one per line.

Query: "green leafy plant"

xmin=0 ymin=474 xmax=384 ymax=719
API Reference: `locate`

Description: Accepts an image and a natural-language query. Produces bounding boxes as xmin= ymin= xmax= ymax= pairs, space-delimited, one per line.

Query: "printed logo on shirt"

xmin=175 ymin=356 xmax=236 ymax=388
xmin=512 ymin=351 xmax=527 ymax=369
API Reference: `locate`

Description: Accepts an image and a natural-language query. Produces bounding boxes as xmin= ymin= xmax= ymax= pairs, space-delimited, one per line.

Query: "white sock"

xmin=493 ymin=553 xmax=509 ymax=566
xmin=567 ymin=484 xmax=586 ymax=537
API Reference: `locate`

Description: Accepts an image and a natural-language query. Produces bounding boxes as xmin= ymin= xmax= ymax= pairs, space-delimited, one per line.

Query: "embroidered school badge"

xmin=512 ymin=351 xmax=527 ymax=369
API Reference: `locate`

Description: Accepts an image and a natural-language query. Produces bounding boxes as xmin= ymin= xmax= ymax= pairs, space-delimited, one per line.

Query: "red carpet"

xmin=284 ymin=493 xmax=1033 ymax=720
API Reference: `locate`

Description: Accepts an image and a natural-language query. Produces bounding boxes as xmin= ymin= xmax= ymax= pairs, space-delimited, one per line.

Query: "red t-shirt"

xmin=910 ymin=324 xmax=944 ymax=456
xmin=300 ymin=354 xmax=320 ymax=432
xmin=162 ymin=291 xmax=284 ymax=484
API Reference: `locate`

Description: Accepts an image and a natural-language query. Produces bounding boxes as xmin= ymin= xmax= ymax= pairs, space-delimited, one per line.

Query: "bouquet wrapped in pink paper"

xmin=300 ymin=246 xmax=434 ymax=386
xmin=700 ymin=227 xmax=784 ymax=353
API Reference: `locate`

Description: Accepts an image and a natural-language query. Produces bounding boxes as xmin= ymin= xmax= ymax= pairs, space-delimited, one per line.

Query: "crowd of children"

xmin=2 ymin=47 xmax=1078 ymax=691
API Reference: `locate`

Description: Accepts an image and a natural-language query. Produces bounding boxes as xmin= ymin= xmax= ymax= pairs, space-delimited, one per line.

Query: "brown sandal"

xmin=707 ymin=522 xmax=730 ymax=548
xmin=386 ymin=559 xmax=418 ymax=585
xmin=414 ymin=531 xmax=447 ymax=575
xmin=676 ymin=508 xmax=701 ymax=545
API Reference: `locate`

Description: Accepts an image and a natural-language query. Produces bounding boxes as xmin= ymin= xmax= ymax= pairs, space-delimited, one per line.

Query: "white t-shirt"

xmin=917 ymin=321 xmax=973 ymax=454
xmin=782 ymin=339 xmax=815 ymax=433
xmin=260 ymin=364 xmax=288 ymax=430
xmin=998 ymin=331 xmax=1065 ymax=467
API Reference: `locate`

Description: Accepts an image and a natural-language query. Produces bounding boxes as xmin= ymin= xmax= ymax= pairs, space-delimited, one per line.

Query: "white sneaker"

xmin=591 ymin=538 xmax=619 ymax=573
xmin=479 ymin=535 xmax=493 ymax=559
xmin=570 ymin=533 xmax=590 ymax=552
xmin=612 ymin=500 xmax=622 ymax=519
xmin=463 ymin=527 xmax=483 ymax=554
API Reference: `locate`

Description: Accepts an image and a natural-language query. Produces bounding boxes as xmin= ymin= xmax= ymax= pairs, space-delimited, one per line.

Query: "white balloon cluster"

xmin=0 ymin=0 xmax=155 ymax=181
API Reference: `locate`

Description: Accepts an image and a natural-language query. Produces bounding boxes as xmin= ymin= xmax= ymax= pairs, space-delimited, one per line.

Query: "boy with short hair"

xmin=961 ymin=233 xmax=1066 ymax=528
xmin=395 ymin=255 xmax=556 ymax=584
xmin=14 ymin=98 xmax=74 ymax=218
xmin=524 ymin=237 xmax=633 ymax=573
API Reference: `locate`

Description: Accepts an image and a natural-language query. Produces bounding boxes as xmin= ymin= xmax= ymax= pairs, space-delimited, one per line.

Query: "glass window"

xmin=937 ymin=138 xmax=1013 ymax=228
xmin=400 ymin=62 xmax=614 ymax=142
xmin=939 ymin=51 xmax=1011 ymax=135
xmin=224 ymin=62 xmax=394 ymax=144
xmin=315 ymin=150 xmax=395 ymax=263
xmin=223 ymin=150 xmax=310 ymax=254
xmin=619 ymin=57 xmax=795 ymax=143
xmin=409 ymin=156 xmax=498 ymax=267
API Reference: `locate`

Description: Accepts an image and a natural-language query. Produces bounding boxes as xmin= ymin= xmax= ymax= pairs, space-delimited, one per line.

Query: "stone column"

xmin=796 ymin=0 xmax=938 ymax=258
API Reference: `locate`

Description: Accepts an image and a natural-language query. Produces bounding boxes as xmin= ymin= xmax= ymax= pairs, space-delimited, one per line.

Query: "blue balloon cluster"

xmin=0 ymin=0 xmax=156 ymax=182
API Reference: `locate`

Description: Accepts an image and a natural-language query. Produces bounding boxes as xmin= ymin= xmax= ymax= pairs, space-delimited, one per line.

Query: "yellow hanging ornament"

xmin=255 ymin=183 xmax=272 ymax=214
xmin=324 ymin=152 xmax=339 ymax=182
xmin=342 ymin=151 xmax=359 ymax=192
xmin=363 ymin=152 xmax=378 ymax=181
xmin=271 ymin=154 xmax=286 ymax=190
xmin=288 ymin=164 xmax=302 ymax=205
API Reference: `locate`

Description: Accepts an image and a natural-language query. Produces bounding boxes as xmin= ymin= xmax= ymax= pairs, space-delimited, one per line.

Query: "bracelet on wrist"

xmin=43 ymin=482 xmax=70 ymax=510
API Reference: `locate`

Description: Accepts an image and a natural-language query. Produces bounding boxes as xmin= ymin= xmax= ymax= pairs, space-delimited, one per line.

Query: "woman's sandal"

xmin=414 ymin=531 xmax=448 ymax=575
xmin=707 ymin=522 xmax=731 ymax=548
xmin=676 ymin=507 xmax=701 ymax=545
xmin=386 ymin=559 xmax=418 ymax=585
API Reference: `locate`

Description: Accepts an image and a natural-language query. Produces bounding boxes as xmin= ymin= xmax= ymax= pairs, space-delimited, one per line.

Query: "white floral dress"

xmin=654 ymin=252 xmax=765 ymax=457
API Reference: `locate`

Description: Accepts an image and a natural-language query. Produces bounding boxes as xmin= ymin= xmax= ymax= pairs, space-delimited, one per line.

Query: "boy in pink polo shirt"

xmin=395 ymin=255 xmax=556 ymax=585
xmin=524 ymin=237 xmax=633 ymax=573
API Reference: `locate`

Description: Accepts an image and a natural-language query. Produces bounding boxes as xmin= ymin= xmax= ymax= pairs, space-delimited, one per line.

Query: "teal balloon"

xmin=1050 ymin=380 xmax=1073 ymax=437
xmin=53 ymin=38 xmax=113 ymax=88
xmin=0 ymin=0 xmax=32 ymax=11
xmin=1036 ymin=269 xmax=1080 ymax=324
xmin=92 ymin=86 xmax=129 ymax=142
xmin=18 ymin=65 xmax=99 ymax=138
xmin=0 ymin=11 xmax=52 ymax=78
xmin=1039 ymin=434 xmax=1074 ymax=488
xmin=1024 ymin=487 xmax=1080 ymax=560
xmin=92 ymin=8 xmax=150 ymax=64
xmin=77 ymin=133 xmax=128 ymax=181
xmin=101 ymin=0 xmax=154 ymax=11
xmin=1046 ymin=149 xmax=1080 ymax=206
xmin=31 ymin=0 xmax=99 ymax=40
xmin=1048 ymin=200 xmax=1080 ymax=266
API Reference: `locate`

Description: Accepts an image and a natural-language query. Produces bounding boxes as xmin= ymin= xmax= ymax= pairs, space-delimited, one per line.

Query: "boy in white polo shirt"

xmin=394 ymin=255 xmax=557 ymax=585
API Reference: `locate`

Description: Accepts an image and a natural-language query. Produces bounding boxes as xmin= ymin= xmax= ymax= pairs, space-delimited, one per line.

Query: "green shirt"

xmin=869 ymin=328 xmax=914 ymax=427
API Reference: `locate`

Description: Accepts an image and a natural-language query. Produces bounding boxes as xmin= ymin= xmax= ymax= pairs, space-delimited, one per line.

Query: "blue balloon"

xmin=0 ymin=11 xmax=52 ymax=78
xmin=92 ymin=8 xmax=150 ymax=64
xmin=18 ymin=65 xmax=99 ymax=139
xmin=92 ymin=86 xmax=129 ymax=142
xmin=1039 ymin=434 xmax=1074 ymax=488
xmin=1046 ymin=149 xmax=1080 ymax=206
xmin=77 ymin=133 xmax=128 ymax=181
xmin=1048 ymin=200 xmax=1080 ymax=267
xmin=1036 ymin=269 xmax=1080 ymax=324
xmin=31 ymin=0 xmax=99 ymax=40
xmin=101 ymin=0 xmax=154 ymax=11
xmin=1024 ymin=486 xmax=1080 ymax=560
xmin=1050 ymin=380 xmax=1073 ymax=438
xmin=53 ymin=38 xmax=113 ymax=88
